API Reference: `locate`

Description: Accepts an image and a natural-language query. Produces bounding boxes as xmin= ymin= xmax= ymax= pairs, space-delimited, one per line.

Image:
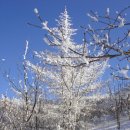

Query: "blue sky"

xmin=0 ymin=0 xmax=130 ymax=95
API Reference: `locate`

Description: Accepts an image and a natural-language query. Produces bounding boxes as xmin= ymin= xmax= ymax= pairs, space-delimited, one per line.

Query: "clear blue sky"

xmin=0 ymin=0 xmax=130 ymax=95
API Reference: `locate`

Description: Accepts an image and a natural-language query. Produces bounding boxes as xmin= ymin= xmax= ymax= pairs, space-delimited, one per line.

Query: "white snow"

xmin=91 ymin=117 xmax=130 ymax=130
xmin=118 ymin=16 xmax=125 ymax=27
xmin=34 ymin=8 xmax=39 ymax=14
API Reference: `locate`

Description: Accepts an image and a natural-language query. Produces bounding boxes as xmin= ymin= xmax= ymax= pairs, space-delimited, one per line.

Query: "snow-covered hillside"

xmin=92 ymin=117 xmax=130 ymax=130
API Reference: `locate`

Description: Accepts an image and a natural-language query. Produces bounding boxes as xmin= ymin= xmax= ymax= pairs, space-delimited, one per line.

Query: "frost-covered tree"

xmin=80 ymin=6 xmax=130 ymax=61
xmin=81 ymin=6 xmax=130 ymax=81
xmin=0 ymin=41 xmax=52 ymax=130
xmin=27 ymin=8 xmax=108 ymax=130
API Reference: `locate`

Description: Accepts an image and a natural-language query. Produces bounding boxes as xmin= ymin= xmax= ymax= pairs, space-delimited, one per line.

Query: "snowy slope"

xmin=91 ymin=117 xmax=130 ymax=130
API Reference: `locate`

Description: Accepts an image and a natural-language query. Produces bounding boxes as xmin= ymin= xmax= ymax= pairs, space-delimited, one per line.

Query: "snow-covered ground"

xmin=91 ymin=117 xmax=130 ymax=130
